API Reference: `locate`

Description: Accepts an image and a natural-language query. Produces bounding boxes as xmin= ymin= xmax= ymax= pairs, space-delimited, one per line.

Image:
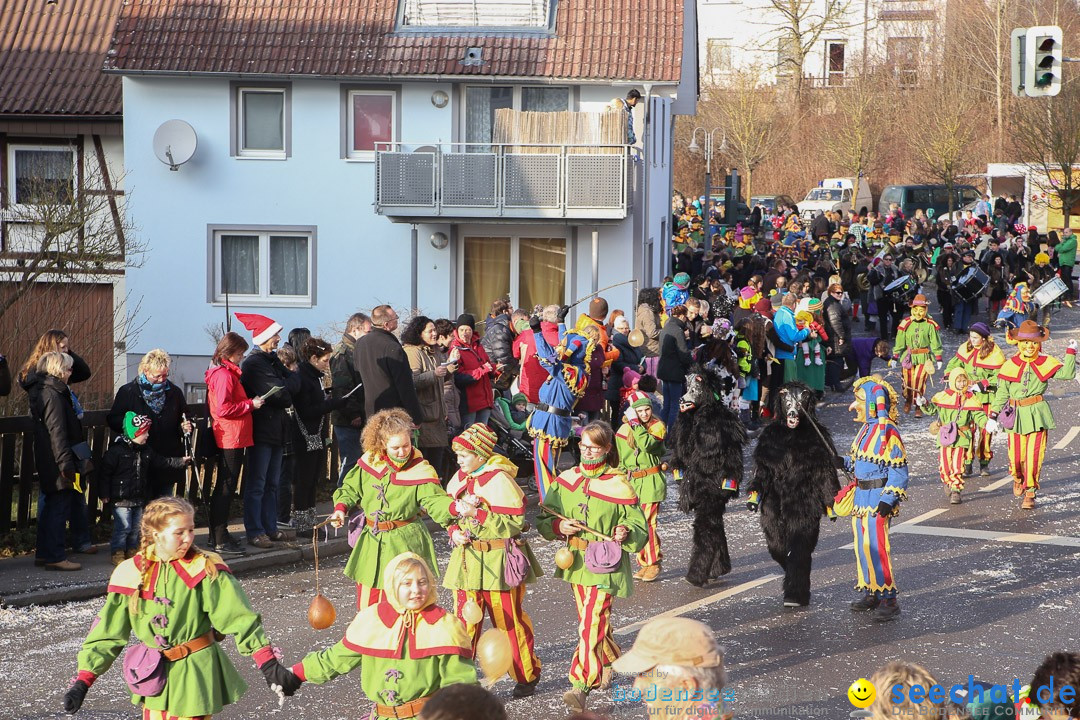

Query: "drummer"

xmin=891 ymin=294 xmax=943 ymax=417
xmin=1026 ymin=252 xmax=1057 ymax=327
xmin=952 ymin=249 xmax=981 ymax=333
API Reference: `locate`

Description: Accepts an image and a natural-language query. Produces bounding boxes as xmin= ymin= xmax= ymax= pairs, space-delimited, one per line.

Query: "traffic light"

xmin=1010 ymin=27 xmax=1027 ymax=97
xmin=1025 ymin=25 xmax=1062 ymax=97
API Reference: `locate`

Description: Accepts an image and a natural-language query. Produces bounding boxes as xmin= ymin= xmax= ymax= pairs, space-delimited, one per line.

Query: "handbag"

xmin=293 ymin=411 xmax=326 ymax=453
xmin=999 ymin=402 xmax=1016 ymax=430
xmin=121 ymin=643 xmax=166 ymax=697
xmin=347 ymin=511 xmax=364 ymax=548
xmin=584 ymin=539 xmax=623 ymax=574
xmin=503 ymin=540 xmax=530 ymax=587
xmin=938 ymin=421 xmax=959 ymax=447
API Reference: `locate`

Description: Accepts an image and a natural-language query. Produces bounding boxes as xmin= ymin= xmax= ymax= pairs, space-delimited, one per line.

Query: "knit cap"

xmin=452 ymin=423 xmax=497 ymax=460
xmin=511 ymin=393 xmax=527 ymax=406
xmin=124 ymin=411 xmax=152 ymax=440
xmin=626 ymin=391 xmax=652 ymax=409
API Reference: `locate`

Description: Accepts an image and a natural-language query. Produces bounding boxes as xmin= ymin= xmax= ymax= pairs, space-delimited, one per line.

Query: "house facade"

xmin=107 ymin=0 xmax=697 ymax=392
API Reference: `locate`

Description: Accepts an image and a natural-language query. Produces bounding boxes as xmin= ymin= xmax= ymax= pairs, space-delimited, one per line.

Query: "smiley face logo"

xmin=848 ymin=678 xmax=876 ymax=708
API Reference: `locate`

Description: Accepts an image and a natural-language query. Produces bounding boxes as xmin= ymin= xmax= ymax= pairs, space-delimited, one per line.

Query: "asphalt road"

xmin=3 ymin=307 xmax=1080 ymax=720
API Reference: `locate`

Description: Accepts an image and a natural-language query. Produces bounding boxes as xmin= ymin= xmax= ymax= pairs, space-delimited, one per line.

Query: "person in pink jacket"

xmin=205 ymin=331 xmax=264 ymax=556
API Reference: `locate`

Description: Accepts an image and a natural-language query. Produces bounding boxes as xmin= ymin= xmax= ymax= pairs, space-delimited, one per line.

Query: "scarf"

xmin=137 ymin=373 xmax=168 ymax=415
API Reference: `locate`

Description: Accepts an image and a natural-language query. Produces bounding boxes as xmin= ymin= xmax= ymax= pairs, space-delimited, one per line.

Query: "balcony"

xmin=374 ymin=143 xmax=633 ymax=221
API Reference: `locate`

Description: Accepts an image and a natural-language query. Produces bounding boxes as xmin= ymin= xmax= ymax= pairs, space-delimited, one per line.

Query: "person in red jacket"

xmin=514 ymin=305 xmax=562 ymax=403
xmin=205 ymin=331 xmax=264 ymax=556
xmin=451 ymin=314 xmax=499 ymax=426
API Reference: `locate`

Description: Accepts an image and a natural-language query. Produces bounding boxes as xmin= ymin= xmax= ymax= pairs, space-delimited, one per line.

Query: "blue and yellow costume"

xmin=996 ymin=282 xmax=1030 ymax=329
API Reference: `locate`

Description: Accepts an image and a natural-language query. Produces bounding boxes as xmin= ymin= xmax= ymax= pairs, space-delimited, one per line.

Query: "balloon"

xmin=462 ymin=597 xmax=484 ymax=625
xmin=628 ymin=328 xmax=645 ymax=348
xmin=307 ymin=593 xmax=336 ymax=630
xmin=475 ymin=628 xmax=513 ymax=685
xmin=554 ymin=546 xmax=575 ymax=570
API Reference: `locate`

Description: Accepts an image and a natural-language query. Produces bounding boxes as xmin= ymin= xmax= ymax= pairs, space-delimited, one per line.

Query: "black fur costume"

xmin=748 ymin=382 xmax=842 ymax=606
xmin=669 ymin=366 xmax=747 ymax=586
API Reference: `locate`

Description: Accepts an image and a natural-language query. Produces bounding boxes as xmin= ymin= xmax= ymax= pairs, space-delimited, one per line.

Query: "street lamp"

xmin=688 ymin=127 xmax=726 ymax=250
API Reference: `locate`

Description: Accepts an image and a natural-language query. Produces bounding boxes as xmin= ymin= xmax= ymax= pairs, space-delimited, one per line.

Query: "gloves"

xmin=1069 ymin=339 xmax=1078 ymax=352
xmin=529 ymin=315 xmax=542 ymax=332
xmin=63 ymin=680 xmax=89 ymax=714
xmin=833 ymin=455 xmax=847 ymax=470
xmin=624 ymin=406 xmax=638 ymax=424
xmin=876 ymin=500 xmax=894 ymax=517
xmin=451 ymin=529 xmax=471 ymax=546
xmin=936 ymin=361 xmax=943 ymax=370
xmin=557 ymin=305 xmax=571 ymax=322
xmin=985 ymin=418 xmax=1000 ymax=434
xmin=259 ymin=658 xmax=301 ymax=696
xmin=914 ymin=395 xmax=926 ymax=407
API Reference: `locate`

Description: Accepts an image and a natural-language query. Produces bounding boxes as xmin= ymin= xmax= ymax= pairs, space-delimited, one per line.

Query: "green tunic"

xmin=615 ymin=418 xmax=667 ymax=504
xmin=794 ymin=337 xmax=826 ymax=392
xmin=536 ymin=465 xmax=648 ymax=599
xmin=990 ymin=351 xmax=1076 ymax=434
xmin=923 ymin=390 xmax=987 ymax=449
xmin=893 ymin=316 xmax=943 ymax=367
xmin=944 ymin=343 xmax=1006 ymax=407
xmin=334 ymin=450 xmax=457 ymax=588
xmin=77 ymin=553 xmax=270 ymax=718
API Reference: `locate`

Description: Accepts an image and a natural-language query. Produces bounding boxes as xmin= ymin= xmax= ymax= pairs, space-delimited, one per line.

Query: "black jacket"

xmin=106 ymin=380 xmax=189 ymax=458
xmin=101 ymin=437 xmax=187 ymax=504
xmin=822 ymin=295 xmax=851 ymax=353
xmin=329 ymin=335 xmax=365 ymax=427
xmin=607 ymin=332 xmax=645 ymax=403
xmin=657 ymin=318 xmax=693 ymax=383
xmin=811 ymin=213 xmax=831 ymax=238
xmin=293 ymin=361 xmax=346 ymax=436
xmin=240 ymin=347 xmax=301 ymax=446
xmin=353 ymin=328 xmax=423 ymax=424
xmin=27 ymin=373 xmax=85 ymax=493
xmin=480 ymin=314 xmax=517 ymax=371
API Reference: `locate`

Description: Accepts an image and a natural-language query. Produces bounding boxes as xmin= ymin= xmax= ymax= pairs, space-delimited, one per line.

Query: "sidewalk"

xmin=0 ymin=501 xmax=351 ymax=608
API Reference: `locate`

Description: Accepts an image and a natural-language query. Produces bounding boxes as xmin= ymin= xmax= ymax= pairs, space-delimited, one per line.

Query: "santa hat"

xmin=452 ymin=423 xmax=497 ymax=460
xmin=626 ymin=391 xmax=652 ymax=409
xmin=235 ymin=312 xmax=282 ymax=347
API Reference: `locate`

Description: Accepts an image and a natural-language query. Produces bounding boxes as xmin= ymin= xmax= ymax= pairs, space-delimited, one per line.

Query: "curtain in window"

xmin=465 ymin=87 xmax=513 ymax=148
xmin=243 ymin=91 xmax=285 ymax=151
xmin=221 ymin=235 xmax=259 ymax=295
xmin=14 ymin=149 xmax=73 ymax=204
xmin=463 ymin=237 xmax=510 ymax=318
xmin=353 ymin=93 xmax=394 ymax=152
xmin=518 ymin=238 xmax=566 ymax=313
xmin=270 ymin=235 xmax=309 ymax=296
xmin=521 ymin=87 xmax=570 ymax=112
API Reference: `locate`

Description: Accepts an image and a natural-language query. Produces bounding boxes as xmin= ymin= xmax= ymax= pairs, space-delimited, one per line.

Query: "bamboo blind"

xmin=492 ymin=110 xmax=626 ymax=152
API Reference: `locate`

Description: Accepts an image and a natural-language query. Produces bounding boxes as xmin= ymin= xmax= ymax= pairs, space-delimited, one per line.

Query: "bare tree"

xmin=821 ymin=68 xmax=890 ymax=180
xmin=956 ymin=0 xmax=1017 ymax=160
xmin=763 ymin=0 xmax=857 ymax=98
xmin=1012 ymin=77 xmax=1080 ymax=230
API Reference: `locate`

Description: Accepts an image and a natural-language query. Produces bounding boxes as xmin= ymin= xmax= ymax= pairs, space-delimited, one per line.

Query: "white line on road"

xmin=892 ymin=523 xmax=1080 ymax=547
xmin=979 ymin=477 xmax=1016 ymax=493
xmin=614 ymin=573 xmax=781 ymax=636
xmin=897 ymin=508 xmax=948 ymax=526
xmin=1053 ymin=426 xmax=1080 ymax=451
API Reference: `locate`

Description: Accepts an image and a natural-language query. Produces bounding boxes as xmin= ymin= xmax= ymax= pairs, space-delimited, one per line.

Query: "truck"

xmin=799 ymin=177 xmax=873 ymax=221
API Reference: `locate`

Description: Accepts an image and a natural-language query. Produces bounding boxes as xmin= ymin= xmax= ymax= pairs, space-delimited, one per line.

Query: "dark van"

xmin=878 ymin=184 xmax=981 ymax=219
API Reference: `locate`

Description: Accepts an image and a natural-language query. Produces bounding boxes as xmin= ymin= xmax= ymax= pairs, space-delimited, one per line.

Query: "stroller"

xmin=489 ymin=399 xmax=535 ymax=481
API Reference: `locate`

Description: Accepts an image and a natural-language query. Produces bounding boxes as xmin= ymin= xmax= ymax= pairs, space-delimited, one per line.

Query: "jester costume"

xmin=333 ymin=449 xmax=460 ymax=609
xmin=944 ymin=324 xmax=1005 ymax=475
xmin=921 ymin=370 xmax=987 ymax=502
xmin=893 ymin=294 xmax=942 ymax=416
xmin=442 ymin=424 xmax=543 ymax=697
xmin=526 ymin=319 xmax=593 ymax=500
xmin=833 ymin=375 xmax=909 ymax=621
xmin=995 ymin=282 xmax=1030 ymax=330
xmin=294 ymin=552 xmax=477 ymax=720
xmin=615 ymin=391 xmax=667 ymax=579
xmin=987 ymin=321 xmax=1077 ymax=509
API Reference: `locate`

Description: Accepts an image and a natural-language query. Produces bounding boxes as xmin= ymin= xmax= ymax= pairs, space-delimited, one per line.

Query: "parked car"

xmin=750 ymin=194 xmax=797 ymax=214
xmin=800 ymin=177 xmax=873 ymax=220
xmin=878 ymin=184 xmax=981 ymax=220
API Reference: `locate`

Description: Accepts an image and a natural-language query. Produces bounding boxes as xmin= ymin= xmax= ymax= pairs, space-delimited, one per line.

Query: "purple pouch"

xmin=999 ymin=403 xmax=1016 ymax=430
xmin=503 ymin=541 xmax=530 ymax=587
xmin=347 ymin=512 xmax=364 ymax=548
xmin=938 ymin=421 xmax=958 ymax=447
xmin=122 ymin=643 xmax=165 ymax=697
xmin=900 ymin=351 xmax=913 ymax=370
xmin=584 ymin=540 xmax=623 ymax=574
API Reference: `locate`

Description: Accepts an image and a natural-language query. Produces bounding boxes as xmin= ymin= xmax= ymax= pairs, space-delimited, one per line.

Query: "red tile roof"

xmin=105 ymin=0 xmax=682 ymax=83
xmin=0 ymin=0 xmax=124 ymax=116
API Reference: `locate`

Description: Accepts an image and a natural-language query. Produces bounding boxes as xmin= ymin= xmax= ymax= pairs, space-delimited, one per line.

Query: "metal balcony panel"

xmin=566 ymin=154 xmax=625 ymax=209
xmin=441 ymin=152 xmax=498 ymax=207
xmin=376 ymin=152 xmax=436 ymax=206
xmin=503 ymin=153 xmax=561 ymax=208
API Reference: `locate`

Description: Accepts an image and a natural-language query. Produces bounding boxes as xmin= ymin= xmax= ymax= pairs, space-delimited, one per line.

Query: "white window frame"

xmin=825 ymin=40 xmax=846 ymax=86
xmin=460 ymin=85 xmax=572 ymax=145
xmin=5 ymin=143 xmax=77 ymax=210
xmin=347 ymin=89 xmax=398 ymax=161
xmin=456 ymin=232 xmax=572 ymax=314
xmin=707 ymin=38 xmax=733 ymax=75
xmin=208 ymin=225 xmax=316 ymax=307
xmin=237 ymin=87 xmax=288 ymax=159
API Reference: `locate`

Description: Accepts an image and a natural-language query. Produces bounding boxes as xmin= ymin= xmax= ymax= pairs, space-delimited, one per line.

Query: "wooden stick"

xmin=538 ymin=504 xmax=613 ymax=541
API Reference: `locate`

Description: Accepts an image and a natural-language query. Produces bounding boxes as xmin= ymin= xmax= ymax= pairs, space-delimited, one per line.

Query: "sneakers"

xmin=213 ymin=539 xmax=248 ymax=557
xmin=562 ymin=689 xmax=588 ymax=712
xmin=872 ymin=597 xmax=901 ymax=621
xmin=74 ymin=545 xmax=98 ymax=555
xmin=949 ymin=491 xmax=962 ymax=505
xmin=249 ymin=535 xmax=273 ymax=549
xmin=638 ymin=564 xmax=661 ymax=582
xmin=512 ymin=679 xmax=539 ymax=699
xmin=1021 ymin=491 xmax=1036 ymax=510
xmin=268 ymin=531 xmax=293 ymax=542
xmin=850 ymin=593 xmax=880 ymax=611
xmin=111 ymin=551 xmax=125 ymax=566
xmin=44 ymin=559 xmax=82 ymax=571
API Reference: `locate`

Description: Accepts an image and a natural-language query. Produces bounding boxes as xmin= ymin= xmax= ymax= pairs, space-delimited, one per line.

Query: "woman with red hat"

xmin=891 ymin=294 xmax=943 ymax=417
xmin=985 ymin=321 xmax=1077 ymax=509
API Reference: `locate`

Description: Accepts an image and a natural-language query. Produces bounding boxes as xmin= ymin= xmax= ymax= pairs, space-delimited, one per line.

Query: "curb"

xmin=0 ymin=537 xmax=353 ymax=608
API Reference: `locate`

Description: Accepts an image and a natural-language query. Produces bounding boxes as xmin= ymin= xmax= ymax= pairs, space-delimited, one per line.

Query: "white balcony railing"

xmin=374 ymin=143 xmax=632 ymax=220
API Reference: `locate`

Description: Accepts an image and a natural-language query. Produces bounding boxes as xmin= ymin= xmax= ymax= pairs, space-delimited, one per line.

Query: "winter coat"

xmin=292 ymin=361 xmax=344 ymax=439
xmin=451 ymin=336 xmax=495 ymax=413
xmin=822 ymin=295 xmax=851 ymax=353
xmin=607 ymin=331 xmax=645 ymax=405
xmin=403 ymin=343 xmax=449 ymax=448
xmin=1057 ymin=232 xmax=1077 ymax=267
xmin=205 ymin=361 xmax=256 ymax=450
xmin=27 ymin=373 xmax=85 ymax=493
xmin=329 ymin=334 xmax=365 ymax=427
xmin=353 ymin=328 xmax=423 ymax=424
xmin=513 ymin=322 xmax=561 ymax=403
xmin=773 ymin=306 xmax=810 ymax=361
xmin=633 ymin=304 xmax=660 ymax=358
xmin=576 ymin=344 xmax=607 ymax=413
xmin=106 ymin=380 xmax=188 ymax=459
xmin=101 ymin=437 xmax=187 ymax=504
xmin=240 ymin=347 xmax=300 ymax=447
xmin=479 ymin=314 xmax=517 ymax=371
xmin=656 ymin=318 xmax=693 ymax=383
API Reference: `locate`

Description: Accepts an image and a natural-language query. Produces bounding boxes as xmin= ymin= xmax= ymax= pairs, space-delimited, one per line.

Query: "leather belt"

xmin=909 ymin=348 xmax=930 ymax=354
xmin=162 ymin=630 xmax=222 ymax=661
xmin=534 ymin=402 xmax=572 ymax=418
xmin=628 ymin=465 xmax=661 ymax=479
xmin=374 ymin=694 xmax=431 ymax=719
xmin=856 ymin=479 xmax=886 ymax=490
xmin=1011 ymin=394 xmax=1044 ymax=407
xmin=469 ymin=536 xmax=520 ymax=552
xmin=366 ymin=515 xmax=417 ymax=532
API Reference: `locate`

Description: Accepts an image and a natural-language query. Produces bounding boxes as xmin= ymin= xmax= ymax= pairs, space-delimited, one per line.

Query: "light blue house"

xmin=106 ymin=0 xmax=698 ymax=395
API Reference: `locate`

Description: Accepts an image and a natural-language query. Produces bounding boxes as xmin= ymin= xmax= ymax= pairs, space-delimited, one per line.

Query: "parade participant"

xmin=329 ymin=409 xmax=472 ymax=609
xmin=537 ymin=421 xmax=647 ymax=712
xmin=944 ymin=323 xmax=1005 ymax=476
xmin=62 ymin=497 xmax=299 ymax=716
xmin=891 ymin=294 xmax=943 ymax=417
xmin=833 ymin=375 xmax=909 ymax=621
xmin=443 ymin=424 xmax=543 ymax=699
xmin=615 ymin=391 xmax=667 ymax=582
xmin=985 ymin=321 xmax=1077 ymax=509
xmin=291 ymin=552 xmax=477 ymax=719
xmin=916 ymin=370 xmax=987 ymax=505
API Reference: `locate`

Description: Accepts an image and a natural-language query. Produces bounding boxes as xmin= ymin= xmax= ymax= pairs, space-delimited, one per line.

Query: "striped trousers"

xmin=454 ymin=586 xmax=541 ymax=684
xmin=851 ymin=513 xmax=897 ymax=598
xmin=532 ymin=437 xmax=562 ymax=501
xmin=355 ymin=583 xmax=385 ymax=611
xmin=569 ymin=584 xmax=621 ymax=692
xmin=636 ymin=502 xmax=662 ymax=567
xmin=938 ymin=445 xmax=967 ymax=491
xmin=903 ymin=362 xmax=931 ymax=399
xmin=1008 ymin=430 xmax=1048 ymax=493
xmin=143 ymin=710 xmax=210 ymax=720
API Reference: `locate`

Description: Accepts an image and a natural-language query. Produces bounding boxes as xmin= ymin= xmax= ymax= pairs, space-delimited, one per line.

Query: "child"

xmin=916 ymin=370 xmax=987 ymax=505
xmin=100 ymin=412 xmax=191 ymax=565
xmin=795 ymin=298 xmax=828 ymax=394
xmin=615 ymin=392 xmax=667 ymax=582
xmin=63 ymin=497 xmax=299 ymax=716
xmin=291 ymin=552 xmax=477 ymax=718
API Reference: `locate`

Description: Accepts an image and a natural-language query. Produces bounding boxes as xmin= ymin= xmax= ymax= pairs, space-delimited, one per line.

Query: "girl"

xmin=443 ymin=423 xmax=543 ymax=698
xmin=63 ymin=497 xmax=298 ymax=717
xmin=537 ymin=421 xmax=647 ymax=713
xmin=615 ymin=392 xmax=666 ymax=582
xmin=329 ymin=408 xmax=473 ymax=610
xmin=292 ymin=552 xmax=476 ymax=720
xmin=944 ymin=323 xmax=1005 ymax=476
xmin=916 ymin=370 xmax=987 ymax=505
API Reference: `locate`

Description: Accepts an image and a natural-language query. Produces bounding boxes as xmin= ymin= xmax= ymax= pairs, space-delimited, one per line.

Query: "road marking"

xmin=892 ymin=523 xmax=1080 ymax=548
xmin=1053 ymin=426 xmax=1080 ymax=451
xmin=979 ymin=477 xmax=1015 ymax=493
xmin=614 ymin=573 xmax=781 ymax=636
xmin=897 ymin=508 xmax=948 ymax=526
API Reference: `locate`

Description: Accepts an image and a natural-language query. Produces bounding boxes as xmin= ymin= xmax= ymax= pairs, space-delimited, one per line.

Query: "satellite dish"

xmin=153 ymin=120 xmax=197 ymax=171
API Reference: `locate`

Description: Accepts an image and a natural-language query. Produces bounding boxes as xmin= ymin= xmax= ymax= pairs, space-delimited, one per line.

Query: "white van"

xmin=800 ymin=177 xmax=873 ymax=220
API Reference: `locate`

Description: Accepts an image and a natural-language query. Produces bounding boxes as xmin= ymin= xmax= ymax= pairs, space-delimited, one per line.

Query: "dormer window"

xmin=398 ymin=0 xmax=555 ymax=31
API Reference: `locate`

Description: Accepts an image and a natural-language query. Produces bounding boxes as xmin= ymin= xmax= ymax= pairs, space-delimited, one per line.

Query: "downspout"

xmin=641 ymin=83 xmax=653 ymax=290
xmin=592 ymin=227 xmax=599 ymax=293
xmin=410 ymin=223 xmax=418 ymax=311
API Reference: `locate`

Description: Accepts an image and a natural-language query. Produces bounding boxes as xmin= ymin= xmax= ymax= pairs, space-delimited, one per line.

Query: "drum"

xmin=883 ymin=274 xmax=918 ymax=304
xmin=952 ymin=266 xmax=990 ymax=303
xmin=1032 ymin=276 xmax=1068 ymax=308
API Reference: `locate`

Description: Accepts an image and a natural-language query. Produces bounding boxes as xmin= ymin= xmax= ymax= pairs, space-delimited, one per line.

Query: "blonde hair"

xmin=19 ymin=329 xmax=67 ymax=382
xmin=393 ymin=555 xmax=435 ymax=588
xmin=37 ymin=352 xmax=73 ymax=379
xmin=868 ymin=661 xmax=946 ymax=720
xmin=362 ymin=408 xmax=415 ymax=455
xmin=129 ymin=497 xmax=218 ymax=614
xmin=138 ymin=349 xmax=171 ymax=377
